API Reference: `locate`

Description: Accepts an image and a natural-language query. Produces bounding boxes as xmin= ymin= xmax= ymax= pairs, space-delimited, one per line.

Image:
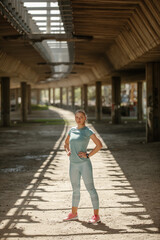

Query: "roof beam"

xmin=38 ymin=25 xmax=66 ymax=28
xmin=27 ymin=7 xmax=70 ymax=11
xmin=31 ymin=14 xmax=72 ymax=17
xmin=38 ymin=62 xmax=84 ymax=66
xmin=21 ymin=0 xmax=57 ymax=2
xmin=39 ymin=26 xmax=72 ymax=29
xmin=21 ymin=0 xmax=70 ymax=3
xmin=3 ymin=33 xmax=93 ymax=42
xmin=28 ymin=34 xmax=93 ymax=42
xmin=35 ymin=20 xmax=72 ymax=23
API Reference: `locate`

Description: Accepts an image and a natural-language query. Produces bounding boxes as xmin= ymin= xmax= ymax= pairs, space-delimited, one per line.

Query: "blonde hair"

xmin=75 ymin=109 xmax=86 ymax=116
xmin=75 ymin=109 xmax=87 ymax=118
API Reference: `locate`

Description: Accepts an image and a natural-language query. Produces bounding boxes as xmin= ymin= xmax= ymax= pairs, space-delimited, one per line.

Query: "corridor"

xmin=0 ymin=107 xmax=159 ymax=240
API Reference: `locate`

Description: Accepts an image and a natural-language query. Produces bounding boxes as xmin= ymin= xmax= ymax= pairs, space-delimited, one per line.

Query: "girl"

xmin=63 ymin=109 xmax=102 ymax=224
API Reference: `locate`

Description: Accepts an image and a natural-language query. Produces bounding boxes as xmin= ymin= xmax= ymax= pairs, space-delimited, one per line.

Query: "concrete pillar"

xmin=137 ymin=81 xmax=143 ymax=121
xmin=10 ymin=89 xmax=14 ymax=111
xmin=111 ymin=77 xmax=121 ymax=124
xmin=60 ymin=87 xmax=63 ymax=107
xmin=71 ymin=86 xmax=75 ymax=110
xmin=1 ymin=77 xmax=10 ymax=127
xmin=0 ymin=84 xmax=1 ymax=112
xmin=82 ymin=84 xmax=88 ymax=112
xmin=146 ymin=63 xmax=160 ymax=142
xmin=36 ymin=89 xmax=40 ymax=105
xmin=27 ymin=84 xmax=31 ymax=114
xmin=15 ymin=88 xmax=19 ymax=110
xmin=96 ymin=81 xmax=102 ymax=121
xmin=21 ymin=82 xmax=27 ymax=122
xmin=53 ymin=88 xmax=55 ymax=105
xmin=48 ymin=88 xmax=51 ymax=105
xmin=66 ymin=87 xmax=69 ymax=106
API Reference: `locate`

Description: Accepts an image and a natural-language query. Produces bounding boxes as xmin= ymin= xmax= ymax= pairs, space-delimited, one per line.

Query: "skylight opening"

xmin=33 ymin=17 xmax=47 ymax=21
xmin=51 ymin=17 xmax=61 ymax=20
xmin=28 ymin=10 xmax=47 ymax=14
xmin=51 ymin=10 xmax=60 ymax=14
xmin=51 ymin=22 xmax=63 ymax=26
xmin=23 ymin=2 xmax=46 ymax=7
xmin=51 ymin=27 xmax=63 ymax=30
xmin=22 ymin=0 xmax=73 ymax=80
xmin=51 ymin=31 xmax=65 ymax=34
xmin=47 ymin=40 xmax=56 ymax=43
xmin=49 ymin=44 xmax=67 ymax=49
xmin=36 ymin=22 xmax=46 ymax=26
xmin=51 ymin=2 xmax=58 ymax=7
xmin=39 ymin=27 xmax=47 ymax=31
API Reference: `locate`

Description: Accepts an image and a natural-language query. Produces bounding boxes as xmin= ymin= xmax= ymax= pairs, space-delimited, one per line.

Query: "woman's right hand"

xmin=67 ymin=151 xmax=71 ymax=156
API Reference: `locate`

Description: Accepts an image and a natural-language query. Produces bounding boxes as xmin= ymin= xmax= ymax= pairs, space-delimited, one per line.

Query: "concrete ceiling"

xmin=0 ymin=15 xmax=51 ymax=85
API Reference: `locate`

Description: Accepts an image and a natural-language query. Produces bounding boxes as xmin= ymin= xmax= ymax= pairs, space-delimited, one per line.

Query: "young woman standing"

xmin=63 ymin=109 xmax=102 ymax=224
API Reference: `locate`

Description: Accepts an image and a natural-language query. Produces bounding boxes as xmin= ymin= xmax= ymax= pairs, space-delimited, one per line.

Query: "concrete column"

xmin=71 ymin=86 xmax=75 ymax=110
xmin=53 ymin=88 xmax=55 ymax=105
xmin=82 ymin=84 xmax=88 ymax=112
xmin=1 ymin=77 xmax=10 ymax=127
xmin=0 ymin=84 xmax=1 ymax=112
xmin=111 ymin=77 xmax=121 ymax=124
xmin=96 ymin=81 xmax=102 ymax=121
xmin=146 ymin=62 xmax=160 ymax=142
xmin=60 ymin=87 xmax=63 ymax=107
xmin=27 ymin=84 xmax=31 ymax=114
xmin=21 ymin=82 xmax=27 ymax=122
xmin=137 ymin=81 xmax=143 ymax=121
xmin=48 ymin=88 xmax=51 ymax=105
xmin=15 ymin=88 xmax=19 ymax=110
xmin=66 ymin=87 xmax=69 ymax=106
xmin=36 ymin=89 xmax=40 ymax=105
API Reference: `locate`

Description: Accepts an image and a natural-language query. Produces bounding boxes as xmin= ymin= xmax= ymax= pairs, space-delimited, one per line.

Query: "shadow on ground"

xmin=0 ymin=108 xmax=68 ymax=239
xmin=0 ymin=107 xmax=159 ymax=239
xmin=91 ymin=121 xmax=160 ymax=233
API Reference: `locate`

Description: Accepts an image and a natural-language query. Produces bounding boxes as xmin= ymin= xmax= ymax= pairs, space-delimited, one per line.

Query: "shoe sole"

xmin=88 ymin=220 xmax=101 ymax=224
xmin=63 ymin=216 xmax=78 ymax=221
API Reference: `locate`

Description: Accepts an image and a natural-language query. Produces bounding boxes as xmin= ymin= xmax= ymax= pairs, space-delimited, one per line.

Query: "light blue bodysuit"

xmin=69 ymin=126 xmax=94 ymax=163
xmin=68 ymin=126 xmax=99 ymax=209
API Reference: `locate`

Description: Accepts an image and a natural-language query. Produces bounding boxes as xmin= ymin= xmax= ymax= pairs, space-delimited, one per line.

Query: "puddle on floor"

xmin=0 ymin=165 xmax=25 ymax=173
xmin=38 ymin=130 xmax=61 ymax=136
xmin=0 ymin=130 xmax=19 ymax=133
xmin=24 ymin=155 xmax=49 ymax=160
xmin=0 ymin=130 xmax=27 ymax=134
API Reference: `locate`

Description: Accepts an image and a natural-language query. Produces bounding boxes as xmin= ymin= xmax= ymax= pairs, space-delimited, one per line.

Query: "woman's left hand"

xmin=78 ymin=152 xmax=87 ymax=158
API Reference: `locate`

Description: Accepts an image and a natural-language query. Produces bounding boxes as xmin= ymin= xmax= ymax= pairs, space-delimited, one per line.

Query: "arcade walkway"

xmin=0 ymin=107 xmax=159 ymax=240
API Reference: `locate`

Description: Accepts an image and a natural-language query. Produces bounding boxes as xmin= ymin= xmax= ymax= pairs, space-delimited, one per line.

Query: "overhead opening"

xmin=23 ymin=0 xmax=74 ymax=81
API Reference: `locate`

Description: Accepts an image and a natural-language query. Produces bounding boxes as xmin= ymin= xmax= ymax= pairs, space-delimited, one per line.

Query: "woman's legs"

xmin=69 ymin=163 xmax=81 ymax=214
xmin=94 ymin=209 xmax=99 ymax=215
xmin=72 ymin=206 xmax=78 ymax=215
xmin=81 ymin=160 xmax=99 ymax=214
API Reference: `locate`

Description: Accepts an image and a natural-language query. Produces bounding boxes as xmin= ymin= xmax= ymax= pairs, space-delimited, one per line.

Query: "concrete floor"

xmin=0 ymin=106 xmax=159 ymax=240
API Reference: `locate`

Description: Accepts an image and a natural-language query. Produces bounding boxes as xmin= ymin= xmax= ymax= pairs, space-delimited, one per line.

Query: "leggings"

xmin=69 ymin=160 xmax=99 ymax=209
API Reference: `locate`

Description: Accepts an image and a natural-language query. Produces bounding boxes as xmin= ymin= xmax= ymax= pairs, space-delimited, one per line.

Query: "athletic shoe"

xmin=63 ymin=212 xmax=78 ymax=221
xmin=88 ymin=215 xmax=101 ymax=224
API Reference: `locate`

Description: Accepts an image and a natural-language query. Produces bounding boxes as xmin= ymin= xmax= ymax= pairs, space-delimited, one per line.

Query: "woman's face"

xmin=75 ymin=112 xmax=86 ymax=125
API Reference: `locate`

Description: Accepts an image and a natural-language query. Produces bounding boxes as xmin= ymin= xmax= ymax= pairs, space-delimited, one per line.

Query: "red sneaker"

xmin=88 ymin=215 xmax=101 ymax=224
xmin=63 ymin=212 xmax=78 ymax=221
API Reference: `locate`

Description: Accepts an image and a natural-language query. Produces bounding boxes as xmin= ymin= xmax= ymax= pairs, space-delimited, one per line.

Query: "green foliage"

xmin=31 ymin=104 xmax=49 ymax=110
xmin=88 ymin=86 xmax=96 ymax=100
xmin=75 ymin=87 xmax=81 ymax=104
xmin=27 ymin=119 xmax=69 ymax=125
